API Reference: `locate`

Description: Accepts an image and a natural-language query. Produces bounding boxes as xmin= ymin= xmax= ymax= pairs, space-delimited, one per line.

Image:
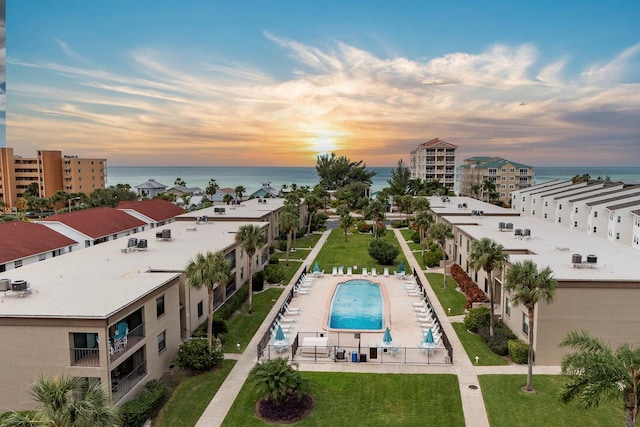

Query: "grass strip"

xmin=452 ymin=322 xmax=508 ymax=366
xmin=424 ymin=272 xmax=467 ymax=315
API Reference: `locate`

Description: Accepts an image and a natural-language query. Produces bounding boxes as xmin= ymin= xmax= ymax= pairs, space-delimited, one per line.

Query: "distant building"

xmin=459 ymin=156 xmax=535 ymax=206
xmin=117 ymin=199 xmax=185 ymax=228
xmin=0 ymin=148 xmax=107 ymax=212
xmin=249 ymin=181 xmax=280 ymax=199
xmin=409 ymin=138 xmax=457 ymax=192
xmin=134 ymin=179 xmax=167 ymax=198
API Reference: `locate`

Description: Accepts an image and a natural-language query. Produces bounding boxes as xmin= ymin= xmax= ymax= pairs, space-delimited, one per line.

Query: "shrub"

xmin=265 ymin=264 xmax=286 ymax=284
xmin=450 ymin=263 xmax=489 ymax=309
xmin=357 ymin=221 xmax=372 ymax=233
xmin=368 ymin=239 xmax=400 ymax=265
xmin=269 ymin=245 xmax=275 ymax=254
xmin=120 ymin=380 xmax=168 ymax=427
xmin=311 ymin=212 xmax=328 ymax=231
xmin=269 ymin=254 xmax=280 ymax=264
xmin=508 ymin=339 xmax=529 ymax=364
xmin=478 ymin=323 xmax=517 ymax=356
xmin=423 ymin=246 xmax=443 ymax=268
xmin=174 ymin=338 xmax=224 ymax=371
xmin=279 ymin=239 xmax=287 ymax=252
xmin=374 ymin=221 xmax=387 ymax=237
xmin=211 ymin=317 xmax=228 ymax=338
xmin=463 ymin=307 xmax=490 ymax=332
xmin=391 ymin=219 xmax=408 ymax=228
xmin=411 ymin=231 xmax=421 ymax=243
xmin=252 ymin=270 xmax=265 ymax=291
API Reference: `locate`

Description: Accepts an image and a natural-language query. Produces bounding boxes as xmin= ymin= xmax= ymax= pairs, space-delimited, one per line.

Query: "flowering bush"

xmin=450 ymin=263 xmax=489 ymax=309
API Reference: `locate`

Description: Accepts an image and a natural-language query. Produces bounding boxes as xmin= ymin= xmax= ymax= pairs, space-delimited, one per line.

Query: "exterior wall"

xmin=38 ymin=150 xmax=64 ymax=198
xmin=1 ymin=148 xmax=18 ymax=211
xmin=605 ymin=209 xmax=633 ymax=245
xmin=410 ymin=143 xmax=457 ymax=191
xmin=633 ymin=214 xmax=640 ymax=249
xmin=61 ymin=156 xmax=107 ymax=194
xmin=0 ymin=248 xmax=70 ymax=272
xmin=460 ymin=160 xmax=535 ymax=206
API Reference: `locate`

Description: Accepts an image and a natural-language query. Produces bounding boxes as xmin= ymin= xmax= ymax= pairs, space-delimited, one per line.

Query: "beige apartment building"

xmin=427 ymin=195 xmax=640 ymax=365
xmin=0 ymin=148 xmax=106 ymax=212
xmin=409 ymin=138 xmax=457 ymax=192
xmin=459 ymin=156 xmax=535 ymax=206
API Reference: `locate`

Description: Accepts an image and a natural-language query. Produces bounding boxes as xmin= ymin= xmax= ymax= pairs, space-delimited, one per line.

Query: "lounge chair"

xmin=347 ymin=267 xmax=352 ymax=276
xmin=371 ymin=268 xmax=377 ymax=277
xmin=338 ymin=266 xmax=344 ymax=276
xmin=294 ymin=286 xmax=310 ymax=295
xmin=332 ymin=266 xmax=338 ymax=276
xmin=284 ymin=302 xmax=301 ymax=313
xmin=383 ymin=268 xmax=389 ymax=277
xmin=361 ymin=268 xmax=368 ymax=277
xmin=278 ymin=314 xmax=296 ymax=323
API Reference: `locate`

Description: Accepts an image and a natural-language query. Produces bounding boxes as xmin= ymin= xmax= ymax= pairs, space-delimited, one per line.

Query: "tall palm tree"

xmin=414 ymin=210 xmax=433 ymax=256
xmin=205 ymin=178 xmax=219 ymax=202
xmin=4 ymin=375 xmax=120 ymax=427
xmin=186 ymin=251 xmax=231 ymax=354
xmin=504 ymin=260 xmax=556 ymax=392
xmin=235 ymin=224 xmax=266 ymax=313
xmin=560 ymin=331 xmax=640 ymax=427
xmin=411 ymin=197 xmax=430 ymax=226
xmin=429 ymin=222 xmax=453 ymax=288
xmin=482 ymin=179 xmax=496 ymax=203
xmin=279 ymin=209 xmax=298 ymax=266
xmin=303 ymin=193 xmax=321 ymax=235
xmin=470 ymin=184 xmax=481 ymax=200
xmin=469 ymin=238 xmax=509 ymax=337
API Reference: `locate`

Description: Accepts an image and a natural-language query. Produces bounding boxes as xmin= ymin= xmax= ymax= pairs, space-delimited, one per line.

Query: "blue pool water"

xmin=328 ymin=280 xmax=384 ymax=330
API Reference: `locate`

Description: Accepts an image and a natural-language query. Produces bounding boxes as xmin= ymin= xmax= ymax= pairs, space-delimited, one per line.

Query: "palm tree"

xmin=429 ymin=222 xmax=453 ymax=288
xmin=186 ymin=251 xmax=231 ymax=354
xmin=223 ymin=193 xmax=233 ymax=205
xmin=174 ymin=177 xmax=186 ymax=186
xmin=279 ymin=209 xmax=298 ymax=266
xmin=303 ymin=193 xmax=321 ymax=234
xmin=251 ymin=358 xmax=308 ymax=407
xmin=470 ymin=184 xmax=481 ymax=200
xmin=482 ymin=179 xmax=496 ymax=203
xmin=235 ymin=224 xmax=266 ymax=313
xmin=414 ymin=210 xmax=433 ymax=256
xmin=560 ymin=331 xmax=640 ymax=427
xmin=205 ymin=179 xmax=219 ymax=202
xmin=468 ymin=238 xmax=509 ymax=337
xmin=234 ymin=185 xmax=246 ymax=202
xmin=504 ymin=260 xmax=557 ymax=392
xmin=411 ymin=197 xmax=430 ymax=226
xmin=4 ymin=375 xmax=120 ymax=427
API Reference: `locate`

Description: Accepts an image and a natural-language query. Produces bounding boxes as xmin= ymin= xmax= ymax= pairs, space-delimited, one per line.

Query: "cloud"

xmin=7 ymin=34 xmax=640 ymax=166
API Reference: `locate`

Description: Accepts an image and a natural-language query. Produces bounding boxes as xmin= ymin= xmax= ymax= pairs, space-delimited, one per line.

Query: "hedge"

xmin=508 ymin=339 xmax=529 ymax=364
xmin=120 ymin=380 xmax=168 ymax=427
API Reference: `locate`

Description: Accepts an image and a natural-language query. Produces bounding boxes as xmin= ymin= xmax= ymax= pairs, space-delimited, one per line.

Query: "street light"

xmin=68 ymin=197 xmax=81 ymax=212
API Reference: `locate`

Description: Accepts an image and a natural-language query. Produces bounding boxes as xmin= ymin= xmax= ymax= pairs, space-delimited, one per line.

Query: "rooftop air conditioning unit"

xmin=162 ymin=229 xmax=171 ymax=239
xmin=128 ymin=238 xmax=138 ymax=247
xmin=586 ymin=254 xmax=597 ymax=264
xmin=0 ymin=278 xmax=10 ymax=291
xmin=137 ymin=239 xmax=148 ymax=249
xmin=11 ymin=280 xmax=28 ymax=292
xmin=571 ymin=254 xmax=583 ymax=264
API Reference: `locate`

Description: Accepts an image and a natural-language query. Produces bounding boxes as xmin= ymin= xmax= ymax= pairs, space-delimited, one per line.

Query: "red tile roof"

xmin=40 ymin=207 xmax=147 ymax=238
xmin=0 ymin=221 xmax=77 ymax=264
xmin=419 ymin=138 xmax=458 ymax=149
xmin=117 ymin=199 xmax=185 ymax=222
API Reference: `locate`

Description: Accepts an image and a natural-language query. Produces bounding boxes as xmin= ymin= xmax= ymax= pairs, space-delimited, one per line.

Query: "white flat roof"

xmin=176 ymin=197 xmax=285 ymax=220
xmin=447 ymin=214 xmax=640 ymax=282
xmin=0 ymin=220 xmax=252 ymax=319
xmin=427 ymin=196 xmax=516 ymax=216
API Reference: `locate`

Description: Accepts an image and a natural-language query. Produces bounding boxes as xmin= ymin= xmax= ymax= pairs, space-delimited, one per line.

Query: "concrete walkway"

xmin=196 ymin=228 xmax=561 ymax=426
xmin=195 ymin=230 xmax=332 ymax=427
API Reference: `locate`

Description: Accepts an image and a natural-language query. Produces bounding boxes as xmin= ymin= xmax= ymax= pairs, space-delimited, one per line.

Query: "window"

xmin=593 ymin=227 xmax=597 ymax=233
xmin=501 ymin=176 xmax=506 ymax=181
xmin=574 ymin=221 xmax=578 ymax=228
xmin=197 ymin=300 xmax=204 ymax=318
xmin=510 ymin=168 xmax=515 ymax=173
xmin=558 ymin=204 xmax=562 ymax=210
xmin=544 ymin=213 xmax=547 ymax=219
xmin=505 ymin=299 xmax=511 ymax=317
xmin=558 ymin=217 xmax=562 ymax=223
xmin=522 ymin=313 xmax=529 ymax=336
xmin=14 ymin=260 xmax=23 ymax=268
xmin=39 ymin=254 xmax=46 ymax=261
xmin=617 ymin=216 xmax=621 ymax=223
xmin=575 ymin=207 xmax=578 ymax=213
xmin=501 ymin=168 xmax=507 ymax=173
xmin=532 ymin=210 xmax=535 ymax=215
xmin=240 ymin=267 xmax=244 ymax=280
xmin=616 ymin=232 xmax=620 ymax=240
xmin=509 ymin=176 xmax=515 ymax=181
xmin=157 ymin=331 xmax=166 ymax=353
xmin=594 ymin=211 xmax=598 ymax=218
xmin=544 ymin=201 xmax=548 ymax=207
xmin=501 ymin=184 xmax=506 ymax=189
xmin=156 ymin=296 xmax=165 ymax=317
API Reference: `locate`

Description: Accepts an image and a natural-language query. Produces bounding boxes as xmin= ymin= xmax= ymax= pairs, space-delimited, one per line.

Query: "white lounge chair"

xmin=332 ymin=266 xmax=338 ymax=276
xmin=383 ymin=268 xmax=389 ymax=277
xmin=338 ymin=266 xmax=344 ymax=276
xmin=294 ymin=286 xmax=310 ymax=295
xmin=362 ymin=268 xmax=368 ymax=277
xmin=347 ymin=267 xmax=352 ymax=276
xmin=278 ymin=314 xmax=296 ymax=323
xmin=371 ymin=268 xmax=377 ymax=277
xmin=284 ymin=302 xmax=301 ymax=313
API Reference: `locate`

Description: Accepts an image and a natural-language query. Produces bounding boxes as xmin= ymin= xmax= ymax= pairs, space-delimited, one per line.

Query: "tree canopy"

xmin=316 ymin=152 xmax=376 ymax=191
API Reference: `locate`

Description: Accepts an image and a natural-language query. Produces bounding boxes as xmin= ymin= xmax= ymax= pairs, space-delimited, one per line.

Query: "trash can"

xmin=360 ymin=353 xmax=367 ymax=363
xmin=351 ymin=351 xmax=358 ymax=362
xmin=336 ymin=348 xmax=345 ymax=360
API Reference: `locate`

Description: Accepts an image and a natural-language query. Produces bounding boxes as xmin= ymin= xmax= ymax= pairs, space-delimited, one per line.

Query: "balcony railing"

xmin=71 ymin=348 xmax=100 ymax=367
xmin=111 ymin=361 xmax=146 ymax=403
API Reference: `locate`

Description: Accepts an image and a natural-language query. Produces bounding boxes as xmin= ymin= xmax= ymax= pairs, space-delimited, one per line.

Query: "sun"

xmin=307 ymin=129 xmax=345 ymax=156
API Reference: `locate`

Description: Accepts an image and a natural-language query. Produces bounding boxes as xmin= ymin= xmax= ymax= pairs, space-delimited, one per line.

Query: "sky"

xmin=6 ymin=1 xmax=640 ymax=167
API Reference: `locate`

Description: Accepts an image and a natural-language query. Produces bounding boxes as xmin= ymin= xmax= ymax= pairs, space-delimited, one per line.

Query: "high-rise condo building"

xmin=409 ymin=138 xmax=457 ymax=192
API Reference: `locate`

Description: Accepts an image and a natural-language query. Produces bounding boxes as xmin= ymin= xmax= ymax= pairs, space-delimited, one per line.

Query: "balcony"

xmin=110 ymin=323 xmax=145 ymax=363
xmin=111 ymin=348 xmax=146 ymax=403
xmin=71 ymin=347 xmax=100 ymax=367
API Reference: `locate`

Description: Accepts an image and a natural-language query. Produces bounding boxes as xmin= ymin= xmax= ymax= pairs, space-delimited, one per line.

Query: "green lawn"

xmin=312 ymin=229 xmax=409 ymax=274
xmin=480 ymin=375 xmax=625 ymax=427
xmin=153 ymin=360 xmax=236 ymax=427
xmin=222 ymin=372 xmax=464 ymax=426
xmin=452 ymin=322 xmax=509 ymax=366
xmin=222 ymin=287 xmax=284 ymax=353
xmin=425 ymin=273 xmax=467 ymax=315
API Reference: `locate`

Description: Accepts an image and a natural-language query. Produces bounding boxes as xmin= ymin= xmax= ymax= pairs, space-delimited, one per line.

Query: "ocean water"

xmin=106 ymin=165 xmax=640 ymax=195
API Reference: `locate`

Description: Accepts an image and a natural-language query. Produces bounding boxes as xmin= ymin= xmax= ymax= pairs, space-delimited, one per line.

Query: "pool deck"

xmin=195 ymin=228 xmax=561 ymax=427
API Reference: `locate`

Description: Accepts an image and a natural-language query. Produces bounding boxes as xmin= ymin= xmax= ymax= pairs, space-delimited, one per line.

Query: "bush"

xmin=450 ymin=263 xmax=489 ymax=309
xmin=252 ymin=270 xmax=265 ymax=291
xmin=211 ymin=317 xmax=228 ymax=338
xmin=423 ymin=246 xmax=443 ymax=268
xmin=279 ymin=239 xmax=287 ymax=252
xmin=411 ymin=231 xmax=421 ymax=244
xmin=463 ymin=307 xmax=490 ymax=332
xmin=508 ymin=339 xmax=529 ymax=364
xmin=368 ymin=239 xmax=400 ymax=265
xmin=391 ymin=219 xmax=408 ymax=228
xmin=265 ymin=264 xmax=286 ymax=284
xmin=311 ymin=212 xmax=328 ymax=231
xmin=269 ymin=245 xmax=275 ymax=254
xmin=174 ymin=338 xmax=224 ymax=371
xmin=478 ymin=323 xmax=517 ymax=356
xmin=120 ymin=380 xmax=168 ymax=427
xmin=357 ymin=221 xmax=372 ymax=233
xmin=269 ymin=254 xmax=280 ymax=264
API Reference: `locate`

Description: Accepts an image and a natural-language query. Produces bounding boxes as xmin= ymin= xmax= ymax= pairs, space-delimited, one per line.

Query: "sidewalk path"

xmin=393 ymin=228 xmax=490 ymax=427
xmin=195 ymin=230 xmax=332 ymax=427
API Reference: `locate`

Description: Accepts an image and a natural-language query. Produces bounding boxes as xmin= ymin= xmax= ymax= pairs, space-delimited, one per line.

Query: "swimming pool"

xmin=328 ymin=279 xmax=384 ymax=330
